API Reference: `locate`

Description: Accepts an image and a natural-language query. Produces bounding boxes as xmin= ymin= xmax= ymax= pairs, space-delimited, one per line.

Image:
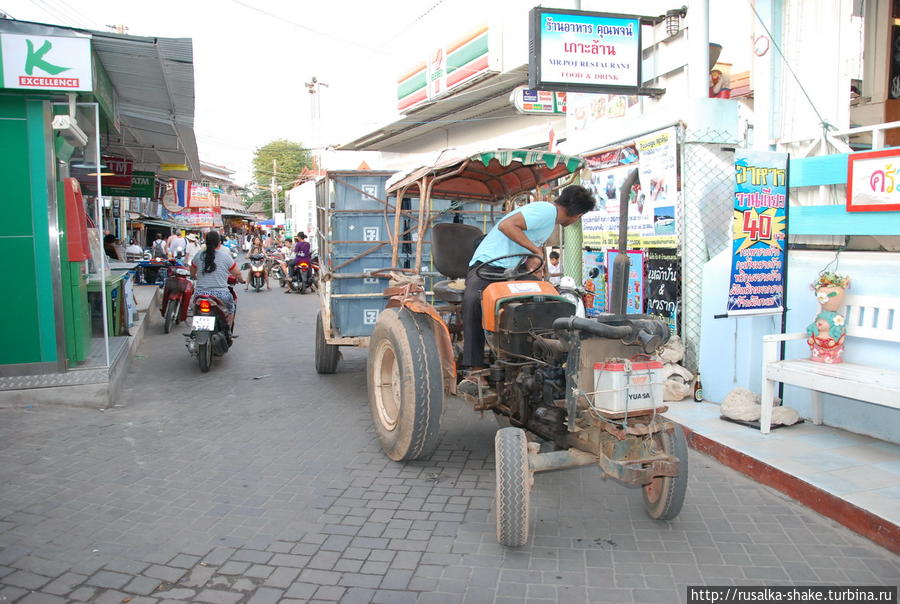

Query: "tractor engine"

xmin=482 ymin=283 xmax=576 ymax=440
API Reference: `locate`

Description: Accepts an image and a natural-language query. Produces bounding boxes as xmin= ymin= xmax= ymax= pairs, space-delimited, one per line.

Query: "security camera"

xmin=51 ymin=115 xmax=89 ymax=148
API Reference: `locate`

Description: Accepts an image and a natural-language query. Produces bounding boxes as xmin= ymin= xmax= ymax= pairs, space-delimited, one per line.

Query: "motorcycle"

xmin=160 ymin=260 xmax=193 ymax=333
xmin=268 ymin=250 xmax=286 ymax=286
xmin=248 ymin=253 xmax=267 ymax=292
xmin=288 ymin=256 xmax=318 ymax=294
xmin=185 ymin=276 xmax=237 ymax=372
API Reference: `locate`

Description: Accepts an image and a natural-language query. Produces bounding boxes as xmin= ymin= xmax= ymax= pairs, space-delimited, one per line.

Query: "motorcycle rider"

xmin=282 ymin=232 xmax=311 ymax=293
xmin=190 ymin=230 xmax=244 ymax=336
xmin=245 ymin=234 xmax=270 ymax=291
xmin=169 ymin=230 xmax=188 ymax=261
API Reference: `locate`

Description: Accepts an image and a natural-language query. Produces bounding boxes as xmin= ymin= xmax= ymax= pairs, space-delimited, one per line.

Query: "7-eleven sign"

xmin=0 ymin=33 xmax=93 ymax=92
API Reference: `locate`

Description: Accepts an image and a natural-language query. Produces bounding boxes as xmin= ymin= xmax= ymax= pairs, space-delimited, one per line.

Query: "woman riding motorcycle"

xmin=190 ymin=230 xmax=245 ymax=332
xmin=281 ymin=232 xmax=312 ymax=293
xmin=245 ymin=234 xmax=270 ymax=291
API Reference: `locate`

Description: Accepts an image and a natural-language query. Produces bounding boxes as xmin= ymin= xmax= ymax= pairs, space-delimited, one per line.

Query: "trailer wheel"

xmin=495 ymin=427 xmax=531 ymax=547
xmin=367 ymin=308 xmax=443 ymax=461
xmin=315 ymin=311 xmax=340 ymax=374
xmin=642 ymin=423 xmax=689 ymax=521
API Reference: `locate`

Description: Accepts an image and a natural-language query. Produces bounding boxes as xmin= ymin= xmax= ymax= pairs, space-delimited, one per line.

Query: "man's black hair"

xmin=549 ymin=251 xmax=560 ymax=260
xmin=555 ymin=185 xmax=596 ymax=217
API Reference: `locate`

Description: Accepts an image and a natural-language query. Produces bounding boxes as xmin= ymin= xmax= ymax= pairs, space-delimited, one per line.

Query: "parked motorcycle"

xmin=185 ymin=277 xmax=237 ymax=372
xmin=288 ymin=256 xmax=318 ymax=294
xmin=247 ymin=253 xmax=267 ymax=292
xmin=160 ymin=260 xmax=193 ymax=333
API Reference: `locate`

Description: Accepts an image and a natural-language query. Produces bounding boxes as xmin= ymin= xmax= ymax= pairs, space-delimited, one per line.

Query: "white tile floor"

xmin=664 ymin=400 xmax=900 ymax=527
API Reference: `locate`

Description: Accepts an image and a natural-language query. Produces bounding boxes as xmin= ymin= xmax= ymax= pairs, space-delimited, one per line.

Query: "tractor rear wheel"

xmin=367 ymin=308 xmax=443 ymax=461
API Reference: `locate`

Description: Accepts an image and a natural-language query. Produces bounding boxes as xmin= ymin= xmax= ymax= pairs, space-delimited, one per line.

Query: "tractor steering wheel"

xmin=475 ymin=253 xmax=544 ymax=282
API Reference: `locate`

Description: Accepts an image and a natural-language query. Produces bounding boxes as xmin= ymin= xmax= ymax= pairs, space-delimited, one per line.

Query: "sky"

xmin=0 ymin=0 xmax=495 ymax=182
xmin=0 ymin=0 xmax=692 ymax=184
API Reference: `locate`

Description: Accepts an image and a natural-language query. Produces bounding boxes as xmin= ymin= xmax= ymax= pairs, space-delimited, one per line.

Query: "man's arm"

xmin=497 ymin=214 xmax=542 ymax=255
xmin=497 ymin=213 xmax=545 ymax=276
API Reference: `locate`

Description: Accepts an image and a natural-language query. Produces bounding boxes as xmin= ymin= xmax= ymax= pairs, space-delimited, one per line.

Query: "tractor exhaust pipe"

xmin=610 ymin=168 xmax=640 ymax=315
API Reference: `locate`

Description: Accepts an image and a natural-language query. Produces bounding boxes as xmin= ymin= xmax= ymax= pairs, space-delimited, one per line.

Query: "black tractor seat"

xmin=431 ymin=222 xmax=484 ymax=304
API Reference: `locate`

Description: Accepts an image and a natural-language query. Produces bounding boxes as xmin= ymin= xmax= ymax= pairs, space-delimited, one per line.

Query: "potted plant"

xmin=812 ymin=272 xmax=850 ymax=312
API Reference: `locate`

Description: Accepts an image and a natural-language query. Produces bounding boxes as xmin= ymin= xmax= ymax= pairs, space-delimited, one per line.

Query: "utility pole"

xmin=305 ymin=76 xmax=329 ymax=169
xmin=271 ymin=158 xmax=278 ymax=218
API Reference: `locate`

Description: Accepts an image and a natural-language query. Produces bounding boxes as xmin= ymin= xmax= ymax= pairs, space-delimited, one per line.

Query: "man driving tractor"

xmin=458 ymin=185 xmax=597 ymax=395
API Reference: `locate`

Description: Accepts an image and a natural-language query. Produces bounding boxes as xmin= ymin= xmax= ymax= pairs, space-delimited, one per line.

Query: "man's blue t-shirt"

xmin=469 ymin=202 xmax=557 ymax=268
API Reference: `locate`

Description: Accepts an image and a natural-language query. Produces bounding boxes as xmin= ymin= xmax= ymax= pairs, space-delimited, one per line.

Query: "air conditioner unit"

xmin=51 ymin=115 xmax=89 ymax=148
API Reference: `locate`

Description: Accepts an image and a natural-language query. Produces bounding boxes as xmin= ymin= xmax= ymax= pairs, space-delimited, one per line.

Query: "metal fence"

xmin=680 ymin=128 xmax=740 ymax=371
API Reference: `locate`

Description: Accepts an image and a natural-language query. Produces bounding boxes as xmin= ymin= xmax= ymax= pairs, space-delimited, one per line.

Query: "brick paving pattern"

xmin=1 ymin=294 xmax=897 ymax=603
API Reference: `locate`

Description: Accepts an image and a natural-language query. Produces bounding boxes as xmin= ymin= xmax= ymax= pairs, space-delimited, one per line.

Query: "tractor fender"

xmin=390 ymin=299 xmax=456 ymax=395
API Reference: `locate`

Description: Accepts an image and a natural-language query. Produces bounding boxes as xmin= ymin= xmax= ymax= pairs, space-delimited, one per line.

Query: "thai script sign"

xmin=847 ymin=148 xmax=900 ymax=212
xmin=397 ymin=24 xmax=491 ymax=112
xmin=727 ymin=150 xmax=789 ymax=316
xmin=0 ymin=33 xmax=92 ymax=91
xmin=646 ymin=249 xmax=680 ymax=335
xmin=581 ymin=127 xmax=678 ymax=248
xmin=529 ymin=7 xmax=642 ymax=93
xmin=189 ymin=184 xmax=218 ymax=209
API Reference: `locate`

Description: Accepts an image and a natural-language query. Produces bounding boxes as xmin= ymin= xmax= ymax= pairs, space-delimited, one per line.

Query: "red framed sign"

xmin=847 ymin=148 xmax=900 ymax=212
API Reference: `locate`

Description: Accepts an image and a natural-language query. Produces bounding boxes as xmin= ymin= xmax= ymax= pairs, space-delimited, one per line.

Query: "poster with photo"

xmin=581 ymin=127 xmax=679 ymax=248
xmin=646 ymin=249 xmax=680 ymax=335
xmin=581 ymin=251 xmax=607 ymax=317
xmin=605 ymin=250 xmax=644 ymax=314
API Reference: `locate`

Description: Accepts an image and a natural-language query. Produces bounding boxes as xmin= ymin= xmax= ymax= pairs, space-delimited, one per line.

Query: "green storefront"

xmin=0 ymin=19 xmax=198 ymax=386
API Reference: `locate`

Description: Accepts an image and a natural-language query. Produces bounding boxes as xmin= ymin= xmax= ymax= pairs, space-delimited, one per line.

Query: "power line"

xmin=227 ymin=0 xmax=380 ymax=53
xmin=745 ymin=0 xmax=828 ymax=130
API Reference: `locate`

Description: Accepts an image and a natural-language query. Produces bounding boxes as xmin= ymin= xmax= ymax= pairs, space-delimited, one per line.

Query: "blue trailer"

xmin=314 ymin=170 xmax=398 ymax=373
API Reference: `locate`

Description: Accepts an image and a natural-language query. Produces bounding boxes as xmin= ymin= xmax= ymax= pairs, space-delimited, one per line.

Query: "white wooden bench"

xmin=760 ymin=294 xmax=900 ymax=434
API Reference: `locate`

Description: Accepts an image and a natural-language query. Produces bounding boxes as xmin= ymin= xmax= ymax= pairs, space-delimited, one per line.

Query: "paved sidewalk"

xmin=0 ymin=294 xmax=897 ymax=604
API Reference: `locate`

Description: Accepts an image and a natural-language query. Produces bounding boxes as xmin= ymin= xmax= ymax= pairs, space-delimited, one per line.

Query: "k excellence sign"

xmin=529 ymin=7 xmax=642 ymax=93
xmin=0 ymin=33 xmax=92 ymax=92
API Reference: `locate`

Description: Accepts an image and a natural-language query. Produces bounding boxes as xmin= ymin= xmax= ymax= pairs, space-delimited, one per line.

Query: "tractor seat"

xmin=433 ymin=278 xmax=466 ymax=303
xmin=431 ymin=222 xmax=484 ymax=304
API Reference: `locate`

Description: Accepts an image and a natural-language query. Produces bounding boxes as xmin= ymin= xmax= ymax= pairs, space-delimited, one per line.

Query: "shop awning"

xmin=221 ymin=209 xmax=255 ymax=219
xmin=90 ymin=32 xmax=200 ymax=180
xmin=131 ymin=218 xmax=177 ymax=228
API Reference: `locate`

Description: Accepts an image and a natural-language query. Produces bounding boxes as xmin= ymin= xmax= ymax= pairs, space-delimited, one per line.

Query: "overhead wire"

xmin=227 ymin=0 xmax=380 ymax=53
xmin=745 ymin=0 xmax=829 ymax=131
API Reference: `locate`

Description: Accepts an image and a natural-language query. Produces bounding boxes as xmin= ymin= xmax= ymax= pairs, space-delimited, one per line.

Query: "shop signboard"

xmin=581 ymin=127 xmax=678 ymax=248
xmin=510 ymin=86 xmax=567 ymax=114
xmin=646 ymin=249 xmax=680 ymax=335
xmin=100 ymin=155 xmax=133 ymax=188
xmin=605 ymin=249 xmax=644 ymax=314
xmin=172 ymin=210 xmax=222 ymax=229
xmin=397 ymin=24 xmax=492 ymax=112
xmin=581 ymin=250 xmax=607 ymax=317
xmin=102 ymin=170 xmax=154 ymax=198
xmin=528 ymin=7 xmax=642 ymax=93
xmin=847 ymin=148 xmax=900 ymax=212
xmin=726 ymin=149 xmax=789 ymax=316
xmin=0 ymin=32 xmax=92 ymax=91
xmin=189 ymin=184 xmax=215 ymax=208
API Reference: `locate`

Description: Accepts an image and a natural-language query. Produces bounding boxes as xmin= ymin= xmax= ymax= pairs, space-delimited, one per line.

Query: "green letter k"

xmin=25 ymin=39 xmax=70 ymax=76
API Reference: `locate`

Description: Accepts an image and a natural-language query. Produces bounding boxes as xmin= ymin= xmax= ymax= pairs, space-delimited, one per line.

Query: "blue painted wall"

xmin=700 ymin=249 xmax=900 ymax=444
